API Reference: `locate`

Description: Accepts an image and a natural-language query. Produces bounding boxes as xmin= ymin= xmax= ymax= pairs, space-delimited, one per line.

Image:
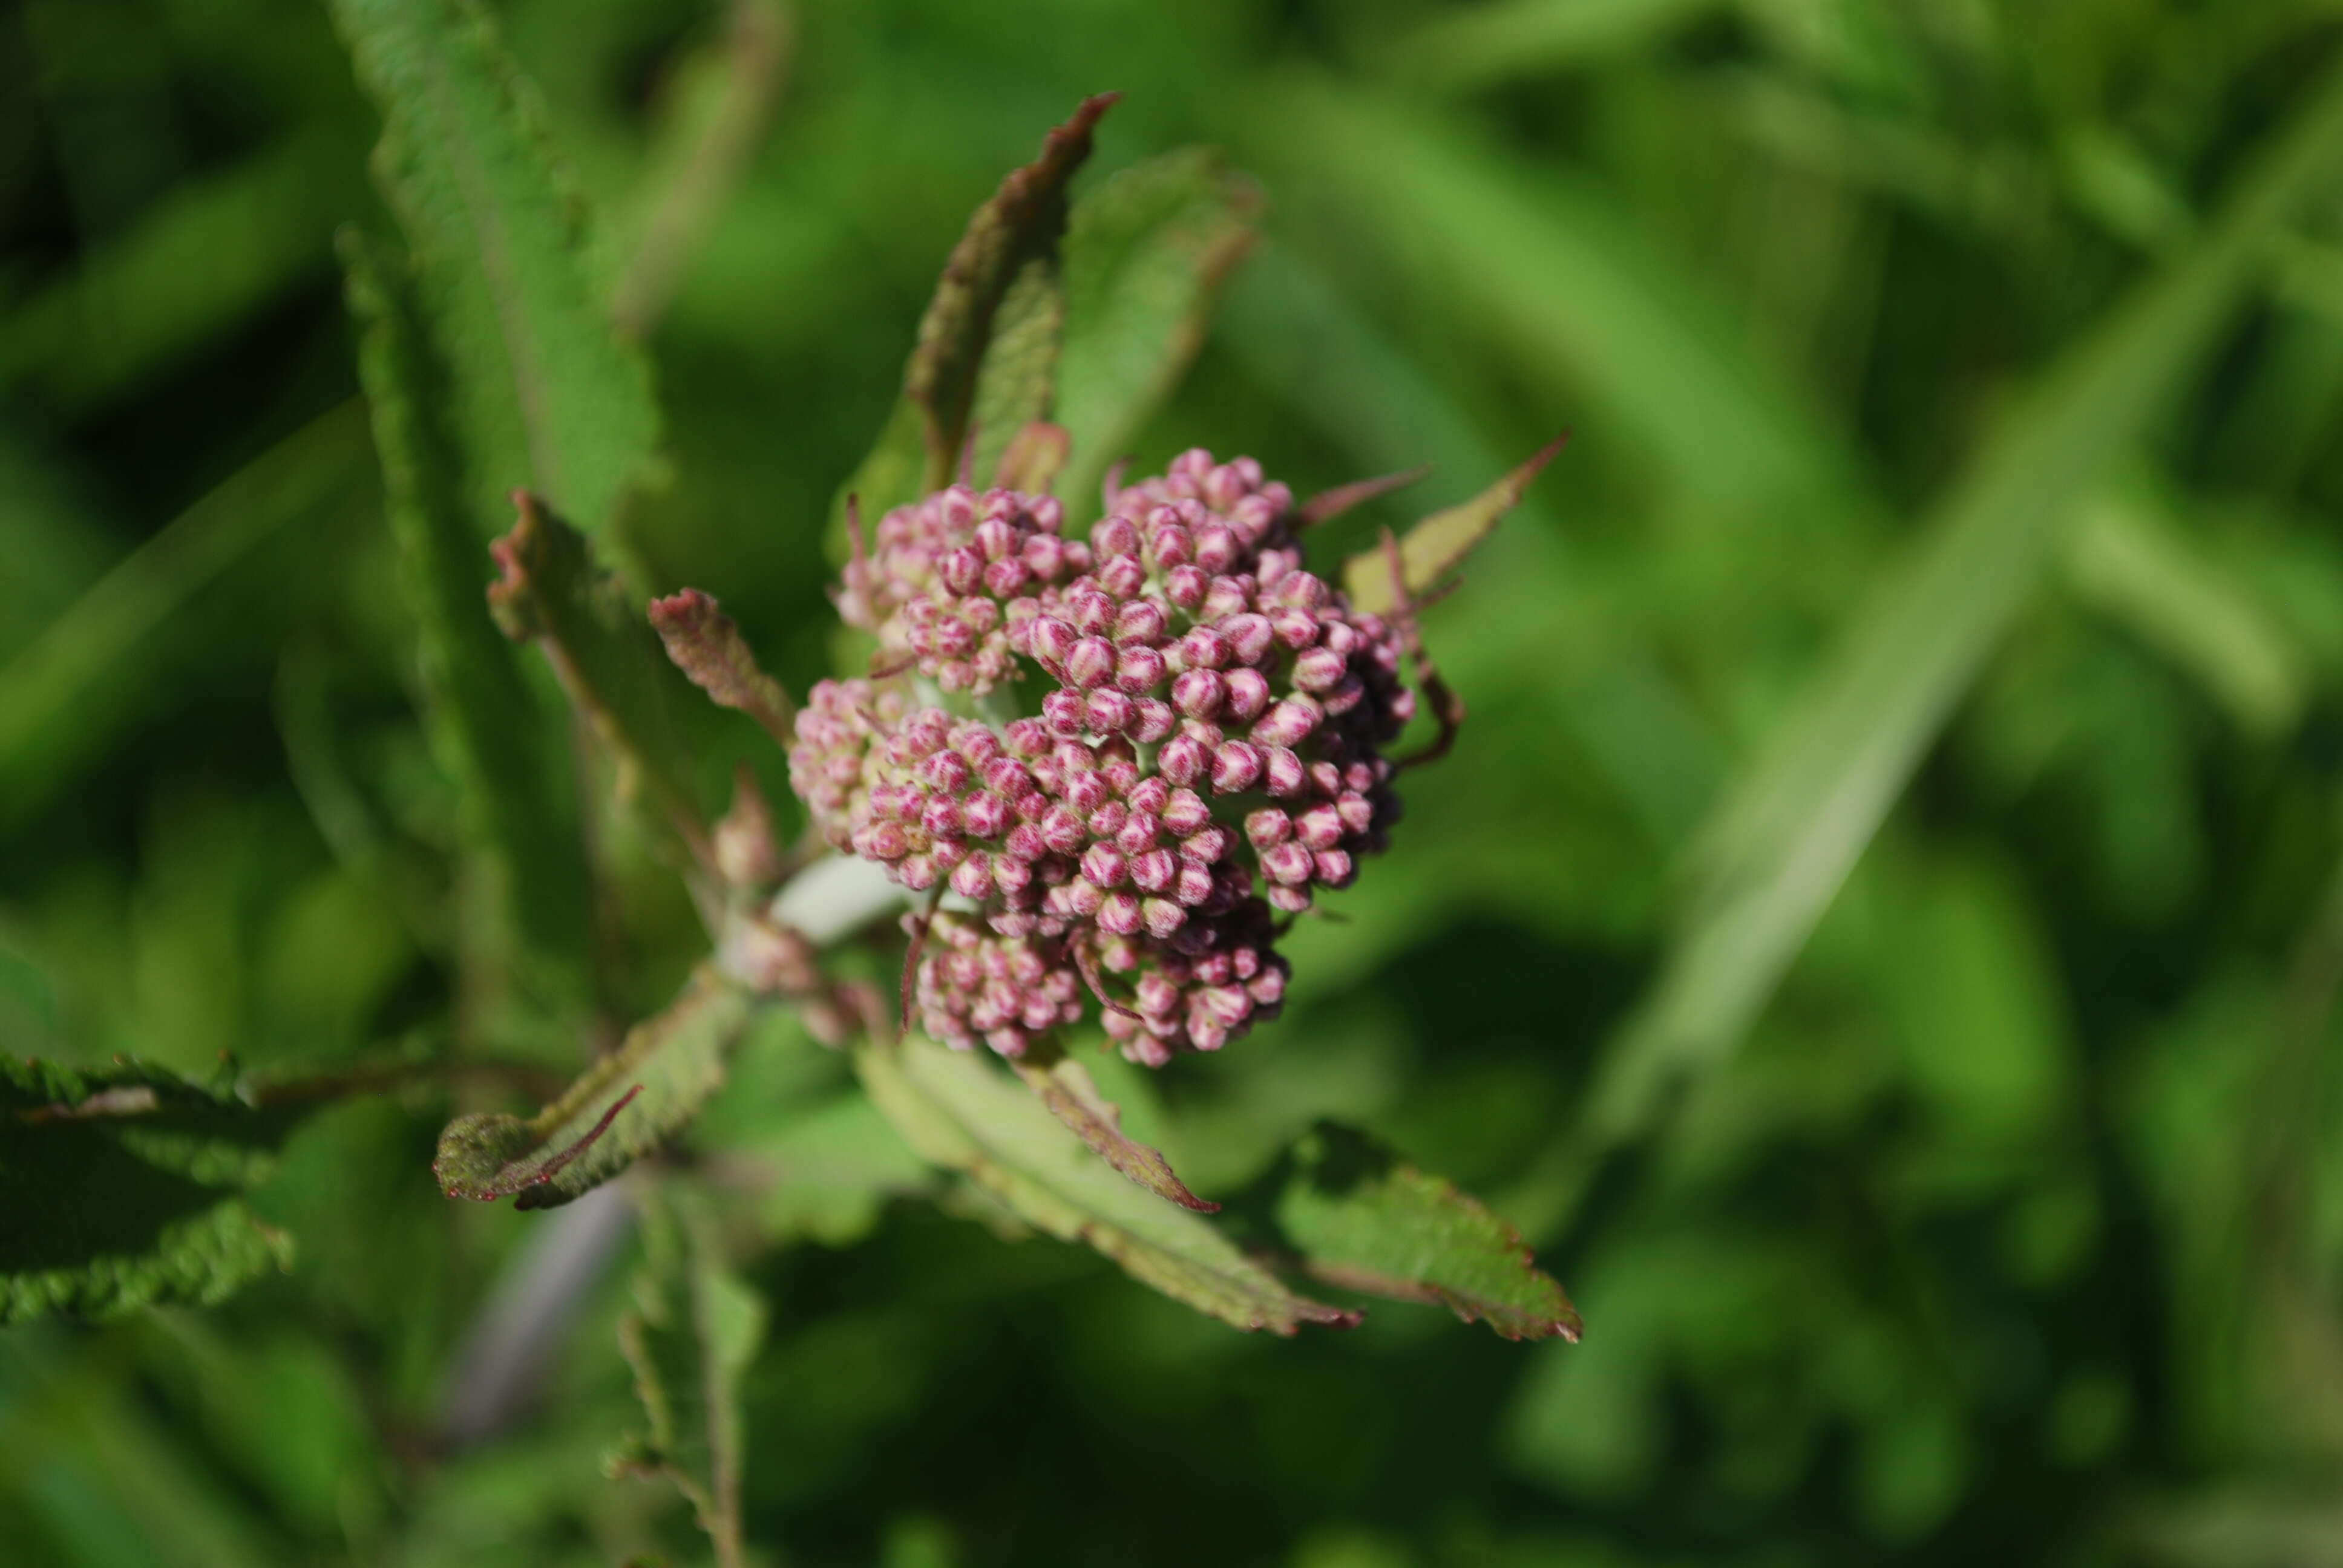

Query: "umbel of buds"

xmin=790 ymin=449 xmax=1421 ymax=1066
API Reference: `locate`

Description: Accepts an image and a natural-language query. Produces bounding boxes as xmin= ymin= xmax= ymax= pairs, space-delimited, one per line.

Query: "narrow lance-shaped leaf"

xmin=435 ymin=967 xmax=757 ymax=1209
xmin=613 ymin=1186 xmax=764 ymax=1568
xmin=966 ymin=260 xmax=1067 ymax=489
xmin=1268 ymin=1123 xmax=1581 ymax=1342
xmin=856 ymin=1036 xmax=1355 ymax=1334
xmin=649 ymin=587 xmax=795 ymax=747
xmin=1057 ymin=147 xmax=1263 ymax=517
xmin=834 ymin=95 xmax=1115 ymax=529
xmin=1590 ymin=51 xmax=2343 ymax=1145
xmin=342 ymin=231 xmax=592 ymax=1024
xmin=1011 ymin=1051 xmax=1217 ymax=1213
xmin=327 ymin=0 xmax=659 ymax=535
xmin=490 ymin=492 xmax=709 ymax=866
xmin=1343 ymin=434 xmax=1567 ymax=615
xmin=1 ymin=1057 xmax=307 ymax=1325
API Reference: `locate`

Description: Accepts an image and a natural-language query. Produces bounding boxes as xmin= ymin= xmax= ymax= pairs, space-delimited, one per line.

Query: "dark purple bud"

xmin=1223 ymin=667 xmax=1270 ymax=722
xmin=1116 ymin=646 xmax=1167 ymax=693
xmin=1163 ymin=788 xmax=1212 ymax=837
xmin=1211 ymin=741 xmax=1263 ymax=794
xmin=1166 ymin=565 xmax=1208 ymax=609
xmin=1263 ymin=746 xmax=1307 ymax=797
xmin=1245 ymin=808 xmax=1291 ymax=848
xmin=1066 ymin=637 xmax=1115 ymax=689
xmin=1172 ymin=668 xmax=1225 ymax=718
xmin=1130 ymin=848 xmax=1177 ymax=891
xmin=1158 ymin=734 xmax=1208 ymax=786
xmin=1098 ymin=891 xmax=1144 ymax=936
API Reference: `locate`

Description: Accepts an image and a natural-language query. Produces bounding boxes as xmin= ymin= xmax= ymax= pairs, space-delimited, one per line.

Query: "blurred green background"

xmin=10 ymin=0 xmax=2343 ymax=1563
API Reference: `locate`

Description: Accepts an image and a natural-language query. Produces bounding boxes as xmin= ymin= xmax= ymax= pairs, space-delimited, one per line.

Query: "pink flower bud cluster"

xmin=911 ymin=911 xmax=1084 ymax=1058
xmin=790 ymin=449 xmax=1423 ymax=1065
xmin=839 ymin=485 xmax=1090 ymax=694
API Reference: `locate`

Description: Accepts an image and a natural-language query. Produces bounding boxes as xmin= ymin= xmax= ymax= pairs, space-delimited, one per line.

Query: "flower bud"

xmin=1314 ymin=849 xmax=1356 ymax=887
xmin=1179 ymin=627 xmax=1231 ymax=670
xmin=1040 ymin=805 xmax=1086 ymax=856
xmin=1116 ymin=646 xmax=1167 ymax=693
xmin=1130 ymin=848 xmax=1178 ymax=892
xmin=1130 ymin=699 xmax=1177 ymax=743
xmin=1158 ymin=734 xmax=1208 ymax=786
xmin=1042 ymin=690 xmax=1086 ymax=736
xmin=1263 ymin=746 xmax=1307 ymax=797
xmin=1245 ymin=809 xmax=1290 ymax=848
xmin=1115 ymin=599 xmax=1168 ymax=644
xmin=951 ymin=853 xmax=995 ymax=900
xmin=1117 ymin=812 xmax=1161 ymax=853
xmin=1162 ymin=788 xmax=1212 ymax=837
xmin=1086 ymin=689 xmax=1136 ymax=734
xmin=1295 ymin=805 xmax=1344 ymax=852
xmin=1293 ymin=646 xmax=1347 ymax=692
xmin=1211 ymin=741 xmax=1263 ymax=794
xmin=1251 ymin=697 xmax=1320 ymax=750
xmin=1221 ymin=613 xmax=1274 ymax=665
xmin=1093 ymin=515 xmax=1141 ymax=557
xmin=1081 ymin=843 xmax=1129 ymax=888
xmin=1165 ymin=564 xmax=1208 ymax=609
xmin=1172 ymin=668 xmax=1225 ymax=718
xmin=1066 ymin=637 xmax=1115 ymax=689
xmin=962 ymin=792 xmax=1010 ymax=839
xmin=1224 ymin=667 xmax=1271 ymax=722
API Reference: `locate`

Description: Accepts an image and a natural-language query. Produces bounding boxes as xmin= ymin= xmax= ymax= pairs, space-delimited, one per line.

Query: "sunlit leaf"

xmin=1012 ymin=1053 xmax=1217 ymax=1213
xmin=856 ymin=1036 xmax=1355 ymax=1334
xmin=1343 ymin=436 xmax=1567 ymax=615
xmin=434 ymin=968 xmax=758 ymax=1209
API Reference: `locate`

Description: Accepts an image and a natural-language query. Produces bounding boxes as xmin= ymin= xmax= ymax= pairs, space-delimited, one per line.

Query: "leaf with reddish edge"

xmin=855 ymin=1035 xmax=1354 ymax=1334
xmin=649 ymin=587 xmax=795 ymax=746
xmin=1343 ymin=434 xmax=1568 ymax=615
xmin=1271 ymin=1122 xmax=1582 ymax=1342
xmin=1298 ymin=463 xmax=1433 ymax=529
xmin=995 ymin=420 xmax=1072 ymax=494
xmin=491 ymin=492 xmax=709 ymax=864
xmin=831 ymin=95 xmax=1115 ymax=540
xmin=435 ymin=967 xmax=757 ymax=1209
xmin=1012 ymin=1052 xmax=1217 ymax=1213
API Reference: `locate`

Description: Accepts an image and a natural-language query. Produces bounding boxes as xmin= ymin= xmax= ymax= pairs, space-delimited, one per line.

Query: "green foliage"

xmin=326 ymin=0 xmax=659 ymax=536
xmin=1268 ymin=1122 xmax=1581 ymax=1342
xmin=435 ymin=967 xmax=756 ymax=1208
xmin=856 ymin=1035 xmax=1356 ymax=1334
xmin=1342 ymin=434 xmax=1567 ymax=616
xmin=614 ymin=1186 xmax=765 ymax=1568
xmin=1 ymin=1058 xmax=298 ymax=1324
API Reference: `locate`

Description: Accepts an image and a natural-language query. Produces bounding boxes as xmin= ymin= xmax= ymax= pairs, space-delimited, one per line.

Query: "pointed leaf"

xmin=856 ymin=1037 xmax=1354 ymax=1334
xmin=1 ymin=1057 xmax=305 ymax=1324
xmin=435 ymin=968 xmax=758 ymax=1209
xmin=1057 ymin=147 xmax=1264 ymax=515
xmin=1343 ymin=435 xmax=1566 ymax=615
xmin=1012 ymin=1055 xmax=1217 ymax=1213
xmin=327 ymin=0 xmax=659 ymax=535
xmin=649 ymin=587 xmax=795 ymax=746
xmin=1270 ymin=1123 xmax=1581 ymax=1342
xmin=342 ymin=231 xmax=592 ymax=1020
xmin=490 ymin=492 xmax=708 ymax=860
xmin=836 ymin=94 xmax=1114 ymax=526
xmin=966 ymin=259 xmax=1067 ymax=488
xmin=613 ymin=1186 xmax=764 ymax=1566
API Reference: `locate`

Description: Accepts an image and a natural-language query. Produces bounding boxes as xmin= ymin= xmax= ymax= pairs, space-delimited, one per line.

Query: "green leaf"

xmin=489 ymin=492 xmax=709 ymax=863
xmin=1591 ymin=53 xmax=2343 ymax=1143
xmin=1 ymin=1058 xmax=303 ymax=1325
xmin=1056 ymin=147 xmax=1263 ymax=515
xmin=434 ymin=967 xmax=758 ymax=1209
xmin=836 ymin=94 xmax=1115 ymax=524
xmin=855 ymin=1036 xmax=1355 ymax=1334
xmin=1342 ymin=435 xmax=1567 ymax=616
xmin=342 ymin=230 xmax=593 ymax=1025
xmin=613 ymin=1186 xmax=764 ymax=1568
xmin=1011 ymin=1053 xmax=1217 ymax=1213
xmin=327 ymin=0 xmax=659 ymax=535
xmin=649 ymin=587 xmax=796 ymax=748
xmin=1268 ymin=1123 xmax=1581 ymax=1342
xmin=966 ymin=260 xmax=1066 ymax=489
